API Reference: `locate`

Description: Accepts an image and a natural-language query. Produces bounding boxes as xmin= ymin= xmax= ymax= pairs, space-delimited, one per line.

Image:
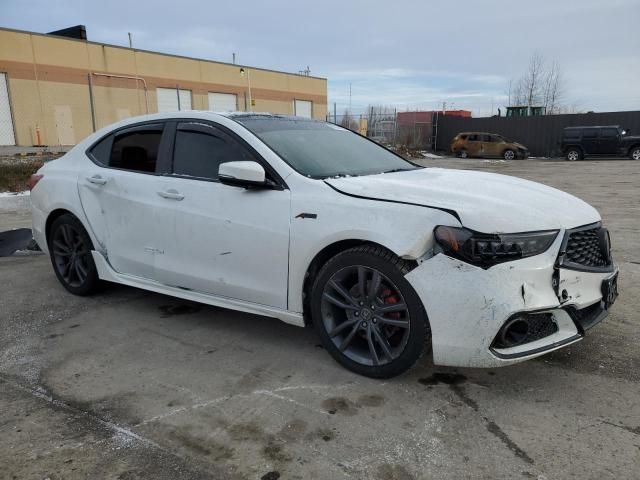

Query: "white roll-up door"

xmin=208 ymin=93 xmax=237 ymax=111
xmin=0 ymin=73 xmax=16 ymax=146
xmin=157 ymin=88 xmax=192 ymax=112
xmin=294 ymin=100 xmax=312 ymax=118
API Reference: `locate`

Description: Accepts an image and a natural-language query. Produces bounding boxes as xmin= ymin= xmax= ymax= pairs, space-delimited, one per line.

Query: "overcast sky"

xmin=2 ymin=0 xmax=639 ymax=116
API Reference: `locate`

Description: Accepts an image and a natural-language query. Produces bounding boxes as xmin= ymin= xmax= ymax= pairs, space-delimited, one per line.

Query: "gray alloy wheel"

xmin=48 ymin=214 xmax=101 ymax=295
xmin=631 ymin=148 xmax=640 ymax=160
xmin=459 ymin=149 xmax=468 ymax=158
xmin=566 ymin=149 xmax=581 ymax=161
xmin=320 ymin=265 xmax=411 ymax=367
xmin=503 ymin=149 xmax=516 ymax=160
xmin=51 ymin=223 xmax=91 ymax=288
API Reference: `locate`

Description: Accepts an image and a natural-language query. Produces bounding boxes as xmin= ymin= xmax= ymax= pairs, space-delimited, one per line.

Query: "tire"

xmin=48 ymin=213 xmax=101 ymax=296
xmin=566 ymin=148 xmax=582 ymax=161
xmin=630 ymin=147 xmax=640 ymax=160
xmin=503 ymin=149 xmax=516 ymax=161
xmin=310 ymin=245 xmax=430 ymax=378
xmin=458 ymin=149 xmax=468 ymax=159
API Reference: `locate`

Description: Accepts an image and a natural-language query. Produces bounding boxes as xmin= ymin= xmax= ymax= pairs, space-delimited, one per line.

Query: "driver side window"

xmin=172 ymin=122 xmax=256 ymax=180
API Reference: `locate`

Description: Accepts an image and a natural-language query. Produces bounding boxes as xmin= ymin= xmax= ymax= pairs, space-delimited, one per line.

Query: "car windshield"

xmin=234 ymin=116 xmax=421 ymax=178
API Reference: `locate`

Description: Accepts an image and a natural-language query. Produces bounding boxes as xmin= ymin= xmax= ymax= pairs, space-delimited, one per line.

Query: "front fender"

xmin=287 ymin=183 xmax=461 ymax=313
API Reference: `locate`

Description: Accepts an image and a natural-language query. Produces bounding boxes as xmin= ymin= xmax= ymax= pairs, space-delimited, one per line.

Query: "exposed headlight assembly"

xmin=434 ymin=226 xmax=558 ymax=268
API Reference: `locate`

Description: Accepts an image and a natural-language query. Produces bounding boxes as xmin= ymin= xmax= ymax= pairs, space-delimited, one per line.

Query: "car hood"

xmin=512 ymin=142 xmax=527 ymax=150
xmin=325 ymin=168 xmax=600 ymax=232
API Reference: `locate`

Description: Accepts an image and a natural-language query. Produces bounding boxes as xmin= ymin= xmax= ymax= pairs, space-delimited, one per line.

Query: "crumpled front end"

xmin=406 ymin=225 xmax=618 ymax=368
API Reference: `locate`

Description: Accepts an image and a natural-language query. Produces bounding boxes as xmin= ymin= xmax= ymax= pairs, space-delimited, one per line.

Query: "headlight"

xmin=434 ymin=226 xmax=558 ymax=267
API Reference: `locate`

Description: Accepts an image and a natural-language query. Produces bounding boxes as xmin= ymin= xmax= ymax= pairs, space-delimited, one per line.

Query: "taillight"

xmin=27 ymin=174 xmax=44 ymax=191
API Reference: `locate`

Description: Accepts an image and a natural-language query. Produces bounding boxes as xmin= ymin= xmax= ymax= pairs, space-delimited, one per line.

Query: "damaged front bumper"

xmin=405 ymin=233 xmax=618 ymax=368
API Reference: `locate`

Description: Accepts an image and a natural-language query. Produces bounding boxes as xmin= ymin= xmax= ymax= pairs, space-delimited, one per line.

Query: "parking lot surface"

xmin=1 ymin=158 xmax=639 ymax=479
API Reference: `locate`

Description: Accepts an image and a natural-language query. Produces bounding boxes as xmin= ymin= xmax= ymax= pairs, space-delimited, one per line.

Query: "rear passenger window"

xmin=582 ymin=129 xmax=598 ymax=138
xmin=468 ymin=134 xmax=479 ymax=141
xmin=89 ymin=125 xmax=163 ymax=173
xmin=172 ymin=123 xmax=255 ymax=180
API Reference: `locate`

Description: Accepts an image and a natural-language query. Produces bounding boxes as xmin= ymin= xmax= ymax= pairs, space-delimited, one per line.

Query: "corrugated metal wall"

xmin=435 ymin=111 xmax=640 ymax=157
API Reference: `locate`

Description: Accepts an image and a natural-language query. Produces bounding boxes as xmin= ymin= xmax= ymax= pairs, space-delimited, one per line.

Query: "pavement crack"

xmin=449 ymin=383 xmax=535 ymax=465
xmin=601 ymin=420 xmax=640 ymax=436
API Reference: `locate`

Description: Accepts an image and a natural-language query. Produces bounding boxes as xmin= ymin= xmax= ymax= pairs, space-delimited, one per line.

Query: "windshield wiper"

xmin=380 ymin=168 xmax=416 ymax=174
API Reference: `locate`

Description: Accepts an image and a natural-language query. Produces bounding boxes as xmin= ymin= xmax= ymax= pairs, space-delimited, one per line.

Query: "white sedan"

xmin=29 ymin=112 xmax=619 ymax=378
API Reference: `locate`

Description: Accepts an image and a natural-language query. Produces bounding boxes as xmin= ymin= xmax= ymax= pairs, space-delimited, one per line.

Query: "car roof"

xmin=564 ymin=125 xmax=620 ymax=129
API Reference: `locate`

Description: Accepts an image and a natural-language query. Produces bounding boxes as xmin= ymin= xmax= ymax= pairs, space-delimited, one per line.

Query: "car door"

xmin=581 ymin=128 xmax=599 ymax=154
xmin=78 ymin=122 xmax=170 ymax=280
xmin=154 ymin=121 xmax=291 ymax=309
xmin=482 ymin=134 xmax=500 ymax=157
xmin=466 ymin=134 xmax=482 ymax=157
xmin=598 ymin=127 xmax=619 ymax=155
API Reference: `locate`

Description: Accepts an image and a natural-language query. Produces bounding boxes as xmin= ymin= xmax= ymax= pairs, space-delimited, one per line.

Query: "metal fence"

xmin=434 ymin=110 xmax=640 ymax=157
xmin=327 ymin=112 xmax=433 ymax=148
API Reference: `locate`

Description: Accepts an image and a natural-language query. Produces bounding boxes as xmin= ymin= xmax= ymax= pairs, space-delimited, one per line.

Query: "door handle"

xmin=157 ymin=189 xmax=184 ymax=201
xmin=87 ymin=175 xmax=107 ymax=185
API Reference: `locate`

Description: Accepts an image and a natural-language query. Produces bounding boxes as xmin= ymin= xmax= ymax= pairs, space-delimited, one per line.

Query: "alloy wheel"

xmin=504 ymin=150 xmax=515 ymax=160
xmin=567 ymin=150 xmax=579 ymax=161
xmin=51 ymin=223 xmax=91 ymax=288
xmin=632 ymin=148 xmax=640 ymax=160
xmin=320 ymin=265 xmax=411 ymax=366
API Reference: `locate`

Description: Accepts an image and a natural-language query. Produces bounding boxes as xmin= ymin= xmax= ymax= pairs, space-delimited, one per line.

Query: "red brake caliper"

xmin=381 ymin=287 xmax=401 ymax=319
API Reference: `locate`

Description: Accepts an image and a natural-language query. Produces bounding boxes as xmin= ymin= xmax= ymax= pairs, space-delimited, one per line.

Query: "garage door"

xmin=0 ymin=73 xmax=16 ymax=146
xmin=294 ymin=100 xmax=312 ymax=119
xmin=208 ymin=93 xmax=237 ymax=112
xmin=157 ymin=88 xmax=192 ymax=112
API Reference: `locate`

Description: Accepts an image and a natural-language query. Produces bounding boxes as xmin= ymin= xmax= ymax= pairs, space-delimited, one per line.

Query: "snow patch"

xmin=0 ymin=190 xmax=29 ymax=197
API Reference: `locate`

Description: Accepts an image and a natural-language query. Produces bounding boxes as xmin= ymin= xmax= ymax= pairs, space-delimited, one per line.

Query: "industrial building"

xmin=0 ymin=26 xmax=327 ymax=147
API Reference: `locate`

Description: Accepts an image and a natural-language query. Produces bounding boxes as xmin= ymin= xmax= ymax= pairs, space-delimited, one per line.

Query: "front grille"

xmin=563 ymin=225 xmax=611 ymax=269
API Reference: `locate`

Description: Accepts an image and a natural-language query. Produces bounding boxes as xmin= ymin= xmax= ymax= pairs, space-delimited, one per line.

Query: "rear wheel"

xmin=311 ymin=245 xmax=430 ymax=378
xmin=630 ymin=147 xmax=640 ymax=160
xmin=503 ymin=149 xmax=515 ymax=160
xmin=48 ymin=214 xmax=101 ymax=295
xmin=566 ymin=148 xmax=582 ymax=161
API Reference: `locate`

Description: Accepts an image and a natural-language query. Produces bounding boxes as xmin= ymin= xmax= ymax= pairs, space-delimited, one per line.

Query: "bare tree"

xmin=340 ymin=109 xmax=359 ymax=131
xmin=542 ymin=60 xmax=564 ymax=114
xmin=509 ymin=53 xmax=566 ymax=114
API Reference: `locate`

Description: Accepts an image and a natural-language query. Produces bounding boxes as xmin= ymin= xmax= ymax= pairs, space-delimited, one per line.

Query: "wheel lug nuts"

xmin=361 ymin=322 xmax=367 ymax=327
xmin=355 ymin=312 xmax=359 ymax=316
xmin=371 ymin=305 xmax=375 ymax=310
xmin=359 ymin=301 xmax=363 ymax=306
xmin=372 ymin=318 xmax=377 ymax=323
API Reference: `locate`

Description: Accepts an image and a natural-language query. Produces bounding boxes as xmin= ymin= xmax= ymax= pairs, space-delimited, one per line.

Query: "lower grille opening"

xmin=493 ymin=312 xmax=558 ymax=348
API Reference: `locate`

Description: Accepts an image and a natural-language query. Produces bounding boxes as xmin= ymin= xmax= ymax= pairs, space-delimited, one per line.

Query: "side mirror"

xmin=218 ymin=161 xmax=268 ymax=189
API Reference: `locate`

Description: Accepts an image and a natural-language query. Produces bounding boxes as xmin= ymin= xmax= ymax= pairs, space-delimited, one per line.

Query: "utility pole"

xmin=128 ymin=32 xmax=132 ymax=48
xmin=349 ymin=83 xmax=352 ymax=113
xmin=333 ymin=102 xmax=337 ymax=124
xmin=232 ymin=53 xmax=236 ymax=65
xmin=442 ymin=101 xmax=446 ymax=114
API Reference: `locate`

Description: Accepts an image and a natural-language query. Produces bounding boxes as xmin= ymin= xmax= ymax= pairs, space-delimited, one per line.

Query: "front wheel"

xmin=458 ymin=149 xmax=468 ymax=159
xmin=310 ymin=245 xmax=430 ymax=378
xmin=48 ymin=214 xmax=101 ymax=295
xmin=503 ymin=149 xmax=515 ymax=160
xmin=630 ymin=147 xmax=640 ymax=160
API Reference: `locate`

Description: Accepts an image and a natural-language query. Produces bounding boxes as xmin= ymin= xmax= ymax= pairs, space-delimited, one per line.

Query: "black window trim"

xmin=166 ymin=118 xmax=288 ymax=190
xmin=85 ymin=121 xmax=169 ymax=176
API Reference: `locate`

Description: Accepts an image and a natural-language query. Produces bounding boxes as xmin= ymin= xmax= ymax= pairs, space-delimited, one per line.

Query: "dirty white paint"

xmin=29 ymin=110 xmax=618 ymax=371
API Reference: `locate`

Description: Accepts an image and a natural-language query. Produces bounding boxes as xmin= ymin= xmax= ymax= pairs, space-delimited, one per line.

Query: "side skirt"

xmin=91 ymin=251 xmax=305 ymax=327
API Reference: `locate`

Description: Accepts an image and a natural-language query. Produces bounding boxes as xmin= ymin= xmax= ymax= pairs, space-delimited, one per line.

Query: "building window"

xmin=157 ymin=88 xmax=192 ymax=112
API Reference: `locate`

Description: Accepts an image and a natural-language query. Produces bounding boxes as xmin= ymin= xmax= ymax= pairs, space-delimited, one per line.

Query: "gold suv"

xmin=451 ymin=132 xmax=529 ymax=160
